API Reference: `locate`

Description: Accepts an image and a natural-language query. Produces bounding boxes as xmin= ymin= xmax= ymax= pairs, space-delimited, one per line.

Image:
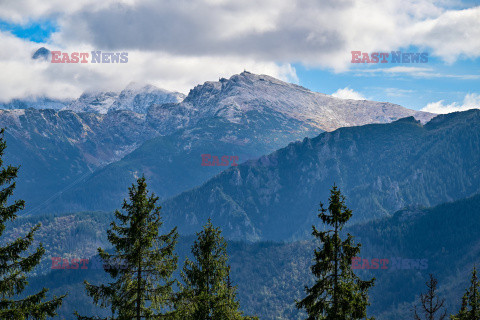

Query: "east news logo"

xmin=51 ymin=51 xmax=128 ymax=63
xmin=351 ymin=51 xmax=428 ymax=63
xmin=351 ymin=257 xmax=428 ymax=271
xmin=201 ymin=154 xmax=239 ymax=166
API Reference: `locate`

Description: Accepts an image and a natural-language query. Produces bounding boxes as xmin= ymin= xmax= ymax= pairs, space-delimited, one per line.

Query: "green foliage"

xmin=451 ymin=267 xmax=480 ymax=320
xmin=175 ymin=219 xmax=257 ymax=320
xmin=296 ymin=185 xmax=375 ymax=320
xmin=76 ymin=177 xmax=178 ymax=320
xmin=0 ymin=128 xmax=65 ymax=318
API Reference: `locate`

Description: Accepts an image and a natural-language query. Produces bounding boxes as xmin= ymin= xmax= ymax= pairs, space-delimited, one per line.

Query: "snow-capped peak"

xmin=183 ymin=71 xmax=434 ymax=131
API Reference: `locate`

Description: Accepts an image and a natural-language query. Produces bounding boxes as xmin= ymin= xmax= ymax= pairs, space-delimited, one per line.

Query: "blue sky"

xmin=295 ymin=52 xmax=480 ymax=110
xmin=0 ymin=0 xmax=478 ymax=113
xmin=0 ymin=19 xmax=57 ymax=43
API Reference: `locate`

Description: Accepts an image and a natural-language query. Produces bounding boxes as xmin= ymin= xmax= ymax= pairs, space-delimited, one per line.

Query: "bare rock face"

xmin=182 ymin=71 xmax=435 ymax=131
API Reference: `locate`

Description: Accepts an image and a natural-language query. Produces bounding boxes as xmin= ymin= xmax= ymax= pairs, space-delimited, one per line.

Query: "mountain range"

xmin=0 ymin=82 xmax=185 ymax=114
xmin=0 ymin=72 xmax=434 ymax=215
xmin=67 ymin=82 xmax=185 ymax=114
xmin=160 ymin=110 xmax=480 ymax=241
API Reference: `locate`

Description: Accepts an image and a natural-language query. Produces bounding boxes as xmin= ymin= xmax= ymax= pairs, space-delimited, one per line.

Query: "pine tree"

xmin=451 ymin=267 xmax=480 ymax=320
xmin=296 ymin=185 xmax=375 ymax=320
xmin=76 ymin=176 xmax=178 ymax=320
xmin=175 ymin=219 xmax=257 ymax=320
xmin=413 ymin=274 xmax=447 ymax=320
xmin=0 ymin=128 xmax=65 ymax=318
xmin=451 ymin=294 xmax=469 ymax=320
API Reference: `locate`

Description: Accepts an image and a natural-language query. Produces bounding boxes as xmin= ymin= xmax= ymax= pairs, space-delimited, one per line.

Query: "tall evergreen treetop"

xmin=76 ymin=176 xmax=178 ymax=320
xmin=0 ymin=128 xmax=65 ymax=318
xmin=296 ymin=185 xmax=375 ymax=320
xmin=175 ymin=219 xmax=257 ymax=320
xmin=451 ymin=267 xmax=480 ymax=320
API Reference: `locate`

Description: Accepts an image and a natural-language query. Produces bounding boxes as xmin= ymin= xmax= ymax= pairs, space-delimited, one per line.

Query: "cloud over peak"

xmin=422 ymin=93 xmax=480 ymax=114
xmin=332 ymin=87 xmax=366 ymax=100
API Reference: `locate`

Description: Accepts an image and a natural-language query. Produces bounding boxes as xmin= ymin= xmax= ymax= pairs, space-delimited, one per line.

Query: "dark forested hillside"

xmin=37 ymin=111 xmax=321 ymax=213
xmin=161 ymin=110 xmax=480 ymax=241
xmin=15 ymin=191 xmax=480 ymax=319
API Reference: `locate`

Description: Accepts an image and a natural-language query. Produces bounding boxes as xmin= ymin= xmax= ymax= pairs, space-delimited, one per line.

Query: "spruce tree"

xmin=451 ymin=294 xmax=469 ymax=320
xmin=413 ymin=274 xmax=446 ymax=320
xmin=76 ymin=176 xmax=178 ymax=320
xmin=175 ymin=219 xmax=257 ymax=320
xmin=296 ymin=185 xmax=375 ymax=320
xmin=451 ymin=267 xmax=480 ymax=320
xmin=0 ymin=128 xmax=65 ymax=318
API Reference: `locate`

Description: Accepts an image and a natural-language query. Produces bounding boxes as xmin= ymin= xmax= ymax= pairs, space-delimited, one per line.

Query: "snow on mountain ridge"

xmin=68 ymin=91 xmax=119 ymax=114
xmin=111 ymin=82 xmax=185 ymax=114
xmin=182 ymin=71 xmax=435 ymax=131
xmin=0 ymin=83 xmax=185 ymax=115
xmin=66 ymin=83 xmax=185 ymax=114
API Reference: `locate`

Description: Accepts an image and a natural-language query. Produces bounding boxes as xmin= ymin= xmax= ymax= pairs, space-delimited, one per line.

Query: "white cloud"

xmin=421 ymin=93 xmax=480 ymax=114
xmin=3 ymin=0 xmax=479 ymax=70
xmin=332 ymin=87 xmax=366 ymax=100
xmin=0 ymin=31 xmax=298 ymax=102
xmin=409 ymin=7 xmax=480 ymax=63
xmin=0 ymin=0 xmax=479 ymax=100
xmin=354 ymin=66 xmax=480 ymax=79
xmin=0 ymin=0 xmax=136 ymax=23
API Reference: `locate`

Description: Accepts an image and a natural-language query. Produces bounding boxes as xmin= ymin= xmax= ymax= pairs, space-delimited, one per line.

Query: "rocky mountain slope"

xmin=160 ymin=110 xmax=480 ymax=241
xmin=0 ymin=83 xmax=185 ymax=114
xmin=0 ymin=108 xmax=160 ymax=211
xmin=66 ymin=82 xmax=185 ymax=114
xmin=181 ymin=71 xmax=434 ymax=131
xmin=38 ymin=113 xmax=320 ymax=214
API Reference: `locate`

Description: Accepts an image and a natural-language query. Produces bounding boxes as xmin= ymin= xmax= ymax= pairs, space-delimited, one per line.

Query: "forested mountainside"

xmin=11 ymin=192 xmax=480 ymax=319
xmin=161 ymin=110 xmax=480 ymax=241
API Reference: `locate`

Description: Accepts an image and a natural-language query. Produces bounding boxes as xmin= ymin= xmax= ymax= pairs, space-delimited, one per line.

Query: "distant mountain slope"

xmin=33 ymin=72 xmax=435 ymax=214
xmin=0 ymin=97 xmax=73 ymax=110
xmin=66 ymin=82 xmax=185 ymax=114
xmin=111 ymin=83 xmax=186 ymax=113
xmin=40 ymin=112 xmax=320 ymax=213
xmin=1 ymin=71 xmax=433 ymax=125
xmin=161 ymin=110 xmax=480 ymax=241
xmin=0 ymin=108 xmax=160 ymax=211
xmin=0 ymin=82 xmax=185 ymax=114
